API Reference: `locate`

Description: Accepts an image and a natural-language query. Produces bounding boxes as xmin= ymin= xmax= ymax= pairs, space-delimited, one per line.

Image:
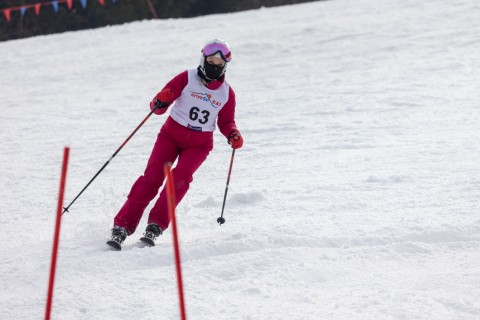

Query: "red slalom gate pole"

xmin=45 ymin=147 xmax=70 ymax=320
xmin=164 ymin=163 xmax=187 ymax=320
xmin=145 ymin=0 xmax=159 ymax=18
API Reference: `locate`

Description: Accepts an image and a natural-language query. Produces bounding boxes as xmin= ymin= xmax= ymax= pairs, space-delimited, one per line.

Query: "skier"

xmin=107 ymin=39 xmax=243 ymax=250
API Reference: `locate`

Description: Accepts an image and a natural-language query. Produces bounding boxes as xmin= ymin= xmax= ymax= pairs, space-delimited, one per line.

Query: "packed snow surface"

xmin=1 ymin=0 xmax=480 ymax=319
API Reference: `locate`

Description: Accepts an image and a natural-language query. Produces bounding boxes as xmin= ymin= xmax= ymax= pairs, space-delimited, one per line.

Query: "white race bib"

xmin=170 ymin=69 xmax=230 ymax=132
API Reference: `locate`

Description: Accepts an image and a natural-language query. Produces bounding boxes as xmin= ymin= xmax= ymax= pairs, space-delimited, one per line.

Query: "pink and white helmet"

xmin=201 ymin=38 xmax=232 ymax=62
xmin=198 ymin=39 xmax=232 ymax=81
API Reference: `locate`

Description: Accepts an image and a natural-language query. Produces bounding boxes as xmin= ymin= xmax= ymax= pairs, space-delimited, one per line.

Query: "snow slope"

xmin=1 ymin=0 xmax=480 ymax=319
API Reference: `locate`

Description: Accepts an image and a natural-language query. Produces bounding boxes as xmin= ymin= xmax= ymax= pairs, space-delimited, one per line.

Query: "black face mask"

xmin=203 ymin=58 xmax=225 ymax=80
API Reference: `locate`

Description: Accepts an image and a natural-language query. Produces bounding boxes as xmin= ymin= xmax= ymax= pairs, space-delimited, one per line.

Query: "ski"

xmin=106 ymin=226 xmax=127 ymax=250
xmin=139 ymin=235 xmax=156 ymax=247
xmin=106 ymin=239 xmax=122 ymax=250
xmin=139 ymin=223 xmax=161 ymax=246
xmin=106 ymin=224 xmax=160 ymax=249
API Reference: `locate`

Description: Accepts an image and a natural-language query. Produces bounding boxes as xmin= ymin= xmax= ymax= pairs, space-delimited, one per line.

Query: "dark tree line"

xmin=1 ymin=0 xmax=319 ymax=42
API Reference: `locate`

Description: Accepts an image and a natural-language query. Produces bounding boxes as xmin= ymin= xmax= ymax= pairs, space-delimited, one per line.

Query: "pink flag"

xmin=4 ymin=9 xmax=11 ymax=22
xmin=35 ymin=3 xmax=41 ymax=15
xmin=67 ymin=0 xmax=73 ymax=9
xmin=99 ymin=0 xmax=105 ymax=5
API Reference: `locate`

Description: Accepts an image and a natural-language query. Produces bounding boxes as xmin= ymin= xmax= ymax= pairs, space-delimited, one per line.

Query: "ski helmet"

xmin=198 ymin=39 xmax=232 ymax=81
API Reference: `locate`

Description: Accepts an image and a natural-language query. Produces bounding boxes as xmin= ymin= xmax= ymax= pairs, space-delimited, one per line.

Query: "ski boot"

xmin=140 ymin=223 xmax=162 ymax=247
xmin=106 ymin=226 xmax=127 ymax=250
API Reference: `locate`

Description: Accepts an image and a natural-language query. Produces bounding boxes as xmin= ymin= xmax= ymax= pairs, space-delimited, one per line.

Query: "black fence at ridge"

xmin=0 ymin=0 xmax=321 ymax=42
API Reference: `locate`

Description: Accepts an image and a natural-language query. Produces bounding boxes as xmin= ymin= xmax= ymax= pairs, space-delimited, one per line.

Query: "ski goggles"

xmin=202 ymin=42 xmax=232 ymax=62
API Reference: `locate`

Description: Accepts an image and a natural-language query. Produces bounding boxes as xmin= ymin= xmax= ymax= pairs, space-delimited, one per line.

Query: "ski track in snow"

xmin=1 ymin=0 xmax=480 ymax=319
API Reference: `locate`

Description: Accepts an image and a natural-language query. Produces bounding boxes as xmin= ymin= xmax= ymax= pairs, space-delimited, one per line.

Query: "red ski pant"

xmin=114 ymin=116 xmax=213 ymax=234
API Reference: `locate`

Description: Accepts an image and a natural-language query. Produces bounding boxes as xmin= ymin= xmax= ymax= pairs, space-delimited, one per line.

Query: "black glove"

xmin=154 ymin=99 xmax=169 ymax=109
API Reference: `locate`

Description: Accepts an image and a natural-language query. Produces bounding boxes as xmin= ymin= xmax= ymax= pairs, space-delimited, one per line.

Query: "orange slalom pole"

xmin=164 ymin=163 xmax=187 ymax=320
xmin=45 ymin=147 xmax=70 ymax=320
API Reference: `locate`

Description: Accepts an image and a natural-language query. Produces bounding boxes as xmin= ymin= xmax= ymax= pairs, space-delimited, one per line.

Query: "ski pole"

xmin=62 ymin=104 xmax=162 ymax=215
xmin=217 ymin=148 xmax=235 ymax=225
